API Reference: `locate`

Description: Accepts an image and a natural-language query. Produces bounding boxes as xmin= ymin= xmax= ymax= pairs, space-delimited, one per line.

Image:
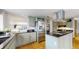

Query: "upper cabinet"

xmin=28 ymin=16 xmax=45 ymax=27
xmin=28 ymin=16 xmax=36 ymax=27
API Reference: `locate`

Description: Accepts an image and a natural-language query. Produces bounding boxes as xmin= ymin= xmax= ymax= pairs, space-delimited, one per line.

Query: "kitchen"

xmin=0 ymin=9 xmax=79 ymax=49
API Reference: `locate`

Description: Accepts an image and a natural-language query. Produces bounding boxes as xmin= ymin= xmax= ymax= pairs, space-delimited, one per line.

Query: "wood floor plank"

xmin=73 ymin=35 xmax=79 ymax=49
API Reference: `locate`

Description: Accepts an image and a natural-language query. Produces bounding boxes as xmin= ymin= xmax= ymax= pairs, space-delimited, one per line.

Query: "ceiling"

xmin=5 ymin=9 xmax=79 ymax=18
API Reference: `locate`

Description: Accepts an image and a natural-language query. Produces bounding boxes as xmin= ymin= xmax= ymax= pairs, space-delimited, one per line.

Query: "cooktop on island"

xmin=48 ymin=30 xmax=73 ymax=37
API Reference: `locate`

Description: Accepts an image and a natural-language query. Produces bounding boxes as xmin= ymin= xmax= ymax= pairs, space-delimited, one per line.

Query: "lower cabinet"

xmin=59 ymin=33 xmax=72 ymax=48
xmin=3 ymin=32 xmax=36 ymax=48
xmin=16 ymin=32 xmax=36 ymax=47
xmin=46 ymin=35 xmax=58 ymax=49
xmin=4 ymin=36 xmax=16 ymax=49
xmin=30 ymin=33 xmax=36 ymax=42
xmin=46 ymin=33 xmax=73 ymax=49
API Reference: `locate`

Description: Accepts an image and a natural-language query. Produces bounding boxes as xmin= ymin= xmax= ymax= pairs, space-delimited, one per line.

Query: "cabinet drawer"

xmin=30 ymin=32 xmax=36 ymax=42
xmin=16 ymin=32 xmax=36 ymax=47
xmin=16 ymin=34 xmax=30 ymax=47
xmin=18 ymin=33 xmax=30 ymax=38
xmin=22 ymin=38 xmax=30 ymax=45
xmin=30 ymin=32 xmax=36 ymax=37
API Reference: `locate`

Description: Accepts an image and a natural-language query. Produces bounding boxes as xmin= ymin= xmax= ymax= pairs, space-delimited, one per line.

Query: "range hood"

xmin=53 ymin=10 xmax=65 ymax=22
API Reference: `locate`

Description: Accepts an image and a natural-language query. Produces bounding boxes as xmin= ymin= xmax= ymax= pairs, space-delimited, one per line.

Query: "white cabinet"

xmin=16 ymin=32 xmax=36 ymax=47
xmin=30 ymin=32 xmax=36 ymax=42
xmin=0 ymin=13 xmax=8 ymax=31
xmin=46 ymin=35 xmax=58 ymax=49
xmin=0 ymin=15 xmax=4 ymax=30
xmin=58 ymin=33 xmax=72 ymax=48
xmin=28 ymin=16 xmax=36 ymax=27
xmin=46 ymin=33 xmax=73 ymax=49
xmin=16 ymin=34 xmax=24 ymax=47
xmin=4 ymin=35 xmax=16 ymax=49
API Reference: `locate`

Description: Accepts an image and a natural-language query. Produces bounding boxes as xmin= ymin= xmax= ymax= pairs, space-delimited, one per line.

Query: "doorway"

xmin=36 ymin=17 xmax=45 ymax=43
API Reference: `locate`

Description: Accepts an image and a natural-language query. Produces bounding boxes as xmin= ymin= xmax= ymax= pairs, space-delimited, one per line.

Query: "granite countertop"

xmin=47 ymin=30 xmax=73 ymax=37
xmin=0 ymin=33 xmax=15 ymax=49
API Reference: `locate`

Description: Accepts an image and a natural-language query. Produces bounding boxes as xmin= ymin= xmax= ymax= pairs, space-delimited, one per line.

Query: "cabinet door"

xmin=4 ymin=36 xmax=16 ymax=49
xmin=21 ymin=33 xmax=30 ymax=45
xmin=16 ymin=32 xmax=36 ymax=47
xmin=58 ymin=37 xmax=65 ymax=48
xmin=63 ymin=33 xmax=72 ymax=48
xmin=46 ymin=35 xmax=58 ymax=49
xmin=19 ymin=33 xmax=30 ymax=38
xmin=30 ymin=32 xmax=36 ymax=42
xmin=16 ymin=33 xmax=30 ymax=47
xmin=29 ymin=17 xmax=36 ymax=27
xmin=16 ymin=34 xmax=24 ymax=47
xmin=59 ymin=33 xmax=72 ymax=49
xmin=22 ymin=38 xmax=30 ymax=45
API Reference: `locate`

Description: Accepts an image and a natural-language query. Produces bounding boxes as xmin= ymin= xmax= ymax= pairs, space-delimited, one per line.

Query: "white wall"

xmin=7 ymin=14 xmax=28 ymax=24
xmin=0 ymin=15 xmax=4 ymax=30
xmin=7 ymin=14 xmax=29 ymax=28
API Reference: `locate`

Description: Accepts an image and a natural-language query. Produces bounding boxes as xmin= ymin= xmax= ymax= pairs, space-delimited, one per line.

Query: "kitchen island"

xmin=45 ymin=30 xmax=73 ymax=49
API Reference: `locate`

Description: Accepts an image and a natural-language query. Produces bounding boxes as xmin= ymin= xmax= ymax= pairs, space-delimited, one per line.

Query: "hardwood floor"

xmin=73 ymin=35 xmax=79 ymax=49
xmin=17 ymin=35 xmax=79 ymax=49
xmin=17 ymin=41 xmax=45 ymax=49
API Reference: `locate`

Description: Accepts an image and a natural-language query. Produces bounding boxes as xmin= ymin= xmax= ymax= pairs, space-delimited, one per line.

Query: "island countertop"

xmin=46 ymin=30 xmax=73 ymax=37
xmin=45 ymin=30 xmax=73 ymax=49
